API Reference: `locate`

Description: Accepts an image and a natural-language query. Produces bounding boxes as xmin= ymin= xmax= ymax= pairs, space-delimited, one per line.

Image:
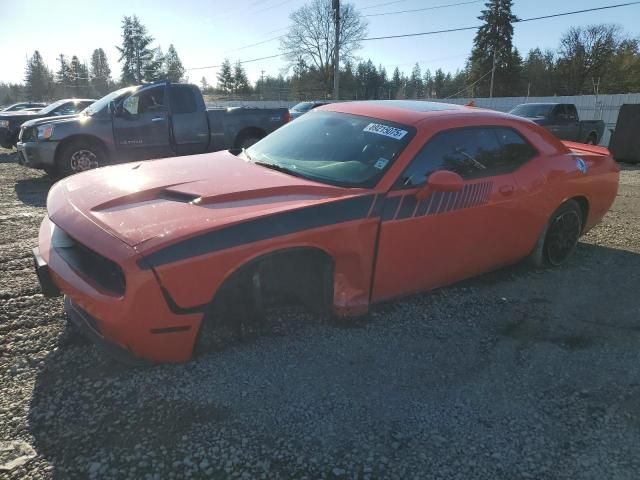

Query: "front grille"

xmin=20 ymin=126 xmax=36 ymax=142
xmin=54 ymin=228 xmax=126 ymax=296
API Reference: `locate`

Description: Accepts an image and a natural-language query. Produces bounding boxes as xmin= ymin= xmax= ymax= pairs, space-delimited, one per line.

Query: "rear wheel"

xmin=530 ymin=200 xmax=583 ymax=268
xmin=56 ymin=140 xmax=106 ymax=177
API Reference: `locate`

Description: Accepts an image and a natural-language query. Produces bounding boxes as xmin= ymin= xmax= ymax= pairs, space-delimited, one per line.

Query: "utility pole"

xmin=333 ymin=0 xmax=340 ymax=100
xmin=260 ymin=70 xmax=265 ymax=100
xmin=489 ymin=0 xmax=500 ymax=98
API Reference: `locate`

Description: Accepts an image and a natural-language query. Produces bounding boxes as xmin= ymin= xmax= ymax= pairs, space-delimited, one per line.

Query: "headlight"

xmin=0 ymin=120 xmax=9 ymax=128
xmin=37 ymin=124 xmax=54 ymax=140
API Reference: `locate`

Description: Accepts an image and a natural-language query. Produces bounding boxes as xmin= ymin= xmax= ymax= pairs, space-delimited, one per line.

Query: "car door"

xmin=371 ymin=126 xmax=538 ymax=302
xmin=113 ymin=84 xmax=172 ymax=160
xmin=168 ymin=85 xmax=209 ymax=155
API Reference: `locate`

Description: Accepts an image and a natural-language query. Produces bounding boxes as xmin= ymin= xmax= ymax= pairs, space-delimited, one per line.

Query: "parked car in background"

xmin=20 ymin=107 xmax=45 ymax=113
xmin=1 ymin=102 xmax=47 ymax=112
xmin=17 ymin=82 xmax=291 ymax=177
xmin=509 ymin=103 xmax=605 ymax=145
xmin=289 ymin=101 xmax=327 ymax=120
xmin=0 ymin=99 xmax=95 ymax=149
xmin=32 ymin=100 xmax=619 ymax=364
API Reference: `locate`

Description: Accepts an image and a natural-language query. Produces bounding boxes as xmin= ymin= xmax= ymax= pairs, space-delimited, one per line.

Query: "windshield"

xmin=83 ymin=87 xmax=136 ymax=116
xmin=291 ymin=102 xmax=316 ymax=113
xmin=38 ymin=99 xmax=70 ymax=115
xmin=246 ymin=111 xmax=414 ymax=188
xmin=510 ymin=104 xmax=553 ymax=118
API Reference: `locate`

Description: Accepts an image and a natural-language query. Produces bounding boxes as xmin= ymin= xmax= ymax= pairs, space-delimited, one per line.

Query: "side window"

xmin=55 ymin=102 xmax=82 ymax=115
xmin=565 ymin=105 xmax=578 ymax=121
xmin=395 ymin=127 xmax=537 ymax=188
xmin=169 ymin=87 xmax=197 ymax=114
xmin=553 ymin=105 xmax=566 ymax=121
xmin=123 ymin=86 xmax=165 ymax=115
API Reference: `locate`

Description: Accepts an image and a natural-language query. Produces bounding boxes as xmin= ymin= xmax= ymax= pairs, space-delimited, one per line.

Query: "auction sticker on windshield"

xmin=364 ymin=123 xmax=408 ymax=140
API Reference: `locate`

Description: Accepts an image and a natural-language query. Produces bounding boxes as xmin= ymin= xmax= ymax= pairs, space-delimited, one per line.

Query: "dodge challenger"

xmin=33 ymin=100 xmax=620 ymax=364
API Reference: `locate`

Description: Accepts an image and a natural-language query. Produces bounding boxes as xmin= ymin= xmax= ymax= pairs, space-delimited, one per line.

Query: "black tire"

xmin=529 ymin=200 xmax=583 ymax=268
xmin=42 ymin=166 xmax=58 ymax=178
xmin=585 ymin=134 xmax=598 ymax=145
xmin=56 ymin=139 xmax=106 ymax=177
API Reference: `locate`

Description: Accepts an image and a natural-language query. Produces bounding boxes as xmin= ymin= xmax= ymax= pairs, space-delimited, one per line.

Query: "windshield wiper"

xmin=253 ymin=161 xmax=304 ymax=178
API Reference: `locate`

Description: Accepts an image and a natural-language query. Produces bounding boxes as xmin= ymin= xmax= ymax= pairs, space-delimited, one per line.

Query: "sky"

xmin=1 ymin=0 xmax=639 ymax=88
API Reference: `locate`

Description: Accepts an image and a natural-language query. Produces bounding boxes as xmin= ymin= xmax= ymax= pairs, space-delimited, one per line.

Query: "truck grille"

xmin=53 ymin=227 xmax=126 ymax=296
xmin=20 ymin=126 xmax=36 ymax=142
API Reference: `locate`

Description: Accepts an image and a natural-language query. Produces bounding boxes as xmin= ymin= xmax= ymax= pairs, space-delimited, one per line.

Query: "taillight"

xmin=283 ymin=111 xmax=291 ymax=123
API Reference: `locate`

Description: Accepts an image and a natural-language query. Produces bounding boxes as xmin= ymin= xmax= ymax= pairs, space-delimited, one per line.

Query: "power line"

xmin=363 ymin=0 xmax=481 ymax=17
xmin=444 ymin=68 xmax=493 ymax=99
xmin=360 ymin=0 xmax=411 ymax=11
xmin=362 ymin=1 xmax=640 ymax=40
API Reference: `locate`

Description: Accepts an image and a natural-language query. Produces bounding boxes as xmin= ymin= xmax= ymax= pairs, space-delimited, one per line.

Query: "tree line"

xmin=2 ymin=1 xmax=640 ymax=105
xmin=1 ymin=15 xmax=185 ymax=104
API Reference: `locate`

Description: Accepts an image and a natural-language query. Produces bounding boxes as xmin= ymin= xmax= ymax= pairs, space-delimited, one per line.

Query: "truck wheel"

xmin=529 ymin=200 xmax=582 ymax=268
xmin=586 ymin=134 xmax=598 ymax=145
xmin=56 ymin=140 xmax=105 ymax=177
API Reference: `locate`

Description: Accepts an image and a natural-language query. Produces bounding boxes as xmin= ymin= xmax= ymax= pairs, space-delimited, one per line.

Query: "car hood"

xmin=47 ymin=150 xmax=364 ymax=251
xmin=0 ymin=111 xmax=39 ymax=124
xmin=21 ymin=114 xmax=81 ymax=128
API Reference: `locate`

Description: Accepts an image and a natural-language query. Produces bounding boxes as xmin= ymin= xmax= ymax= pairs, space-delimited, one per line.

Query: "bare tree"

xmin=280 ymin=0 xmax=367 ymax=96
xmin=557 ymin=24 xmax=623 ymax=94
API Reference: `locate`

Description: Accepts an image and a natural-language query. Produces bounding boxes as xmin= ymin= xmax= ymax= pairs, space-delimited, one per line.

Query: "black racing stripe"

xmin=142 ymin=195 xmax=375 ymax=268
xmin=396 ymin=195 xmax=418 ymax=219
xmin=382 ymin=196 xmax=402 ymax=221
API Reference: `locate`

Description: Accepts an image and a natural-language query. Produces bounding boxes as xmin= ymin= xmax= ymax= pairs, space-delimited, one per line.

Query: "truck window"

xmin=565 ymin=105 xmax=578 ymax=121
xmin=123 ymin=86 xmax=165 ymax=115
xmin=169 ymin=87 xmax=197 ymax=114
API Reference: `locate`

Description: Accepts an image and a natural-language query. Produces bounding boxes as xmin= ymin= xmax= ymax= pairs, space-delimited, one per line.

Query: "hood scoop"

xmin=158 ymin=189 xmax=201 ymax=204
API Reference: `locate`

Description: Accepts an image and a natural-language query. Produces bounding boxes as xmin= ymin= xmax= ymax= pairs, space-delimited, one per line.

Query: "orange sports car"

xmin=33 ymin=101 xmax=619 ymax=364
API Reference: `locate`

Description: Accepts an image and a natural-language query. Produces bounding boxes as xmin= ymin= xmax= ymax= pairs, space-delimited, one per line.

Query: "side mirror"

xmin=416 ymin=170 xmax=464 ymax=200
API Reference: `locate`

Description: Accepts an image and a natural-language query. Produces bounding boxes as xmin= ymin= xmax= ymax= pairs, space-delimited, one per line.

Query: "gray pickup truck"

xmin=16 ymin=82 xmax=290 ymax=176
xmin=509 ymin=103 xmax=605 ymax=145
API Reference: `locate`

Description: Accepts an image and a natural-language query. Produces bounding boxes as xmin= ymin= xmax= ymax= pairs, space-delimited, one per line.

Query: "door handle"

xmin=151 ymin=117 xmax=165 ymax=122
xmin=499 ymin=185 xmax=515 ymax=196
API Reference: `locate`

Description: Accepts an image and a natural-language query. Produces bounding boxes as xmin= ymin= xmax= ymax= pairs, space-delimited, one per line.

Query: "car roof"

xmin=321 ymin=100 xmax=514 ymax=126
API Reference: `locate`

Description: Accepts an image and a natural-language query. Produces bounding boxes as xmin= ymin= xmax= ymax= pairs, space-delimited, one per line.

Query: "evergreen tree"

xmin=164 ymin=44 xmax=185 ymax=83
xmin=392 ymin=67 xmax=402 ymax=99
xmin=522 ymin=48 xmax=556 ymax=96
xmin=233 ymin=61 xmax=250 ymax=94
xmin=144 ymin=47 xmax=165 ymax=82
xmin=201 ymin=76 xmax=211 ymax=93
xmin=117 ymin=15 xmax=155 ymax=84
xmin=468 ymin=0 xmax=520 ymax=97
xmin=407 ymin=63 xmax=423 ymax=98
xmin=216 ymin=59 xmax=234 ymax=93
xmin=55 ymin=54 xmax=72 ymax=97
xmin=69 ymin=56 xmax=89 ymax=97
xmin=24 ymin=50 xmax=53 ymax=101
xmin=90 ymin=48 xmax=112 ymax=96
xmin=424 ymin=69 xmax=434 ymax=98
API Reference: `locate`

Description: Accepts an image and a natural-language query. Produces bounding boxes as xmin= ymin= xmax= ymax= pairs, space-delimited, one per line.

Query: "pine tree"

xmin=233 ymin=61 xmax=250 ymax=94
xmin=424 ymin=69 xmax=434 ymax=98
xmin=117 ymin=15 xmax=155 ymax=84
xmin=90 ymin=48 xmax=112 ymax=96
xmin=392 ymin=67 xmax=402 ymax=99
xmin=55 ymin=54 xmax=72 ymax=97
xmin=408 ymin=63 xmax=423 ymax=99
xmin=24 ymin=50 xmax=54 ymax=101
xmin=164 ymin=44 xmax=185 ymax=83
xmin=216 ymin=59 xmax=234 ymax=93
xmin=468 ymin=0 xmax=520 ymax=97
xmin=144 ymin=47 xmax=165 ymax=82
xmin=201 ymin=76 xmax=210 ymax=93
xmin=69 ymin=56 xmax=89 ymax=97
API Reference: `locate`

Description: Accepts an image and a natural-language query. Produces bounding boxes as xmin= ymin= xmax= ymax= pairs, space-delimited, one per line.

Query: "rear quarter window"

xmin=170 ymin=87 xmax=197 ymax=114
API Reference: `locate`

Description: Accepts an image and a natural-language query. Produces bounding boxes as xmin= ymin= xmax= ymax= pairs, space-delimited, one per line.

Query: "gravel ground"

xmin=1 ymin=148 xmax=640 ymax=479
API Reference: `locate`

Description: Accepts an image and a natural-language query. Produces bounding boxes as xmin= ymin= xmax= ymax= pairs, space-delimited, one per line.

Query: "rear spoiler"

xmin=562 ymin=141 xmax=610 ymax=157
